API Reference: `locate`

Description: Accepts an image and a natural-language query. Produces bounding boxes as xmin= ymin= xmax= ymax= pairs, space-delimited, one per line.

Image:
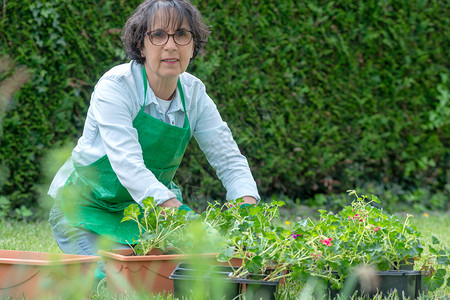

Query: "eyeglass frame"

xmin=144 ymin=29 xmax=194 ymax=46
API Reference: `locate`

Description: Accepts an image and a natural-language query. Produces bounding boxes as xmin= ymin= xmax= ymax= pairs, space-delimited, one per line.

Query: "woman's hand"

xmin=241 ymin=196 xmax=257 ymax=206
xmin=160 ymin=197 xmax=183 ymax=208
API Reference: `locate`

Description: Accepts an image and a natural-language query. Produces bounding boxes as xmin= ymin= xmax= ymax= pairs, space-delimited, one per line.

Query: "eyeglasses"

xmin=145 ymin=29 xmax=193 ymax=46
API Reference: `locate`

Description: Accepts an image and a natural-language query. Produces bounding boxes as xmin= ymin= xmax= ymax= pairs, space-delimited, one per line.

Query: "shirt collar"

xmin=143 ymin=82 xmax=185 ymax=113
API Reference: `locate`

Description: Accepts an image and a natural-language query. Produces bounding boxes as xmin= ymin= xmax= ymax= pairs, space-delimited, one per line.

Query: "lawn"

xmin=0 ymin=209 xmax=449 ymax=299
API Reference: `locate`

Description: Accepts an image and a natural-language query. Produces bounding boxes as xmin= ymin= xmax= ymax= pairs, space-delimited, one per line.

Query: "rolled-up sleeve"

xmin=192 ymin=89 xmax=260 ymax=202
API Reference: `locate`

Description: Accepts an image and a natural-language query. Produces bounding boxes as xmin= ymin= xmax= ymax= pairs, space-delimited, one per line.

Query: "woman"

xmin=48 ymin=0 xmax=259 ymax=280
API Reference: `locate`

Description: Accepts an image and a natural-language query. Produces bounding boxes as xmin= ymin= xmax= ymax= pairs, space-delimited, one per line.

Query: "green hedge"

xmin=0 ymin=0 xmax=448 ymax=218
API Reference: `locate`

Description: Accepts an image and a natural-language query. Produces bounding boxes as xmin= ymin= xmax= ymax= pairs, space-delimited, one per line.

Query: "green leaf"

xmin=121 ymin=204 xmax=140 ymax=223
xmin=217 ymin=246 xmax=235 ymax=262
xmin=377 ymin=260 xmax=390 ymax=271
xmin=428 ymin=245 xmax=438 ymax=254
xmin=249 ymin=206 xmax=261 ymax=216
xmin=437 ymin=254 xmax=449 ymax=266
xmin=431 ymin=236 xmax=440 ymax=245
xmin=246 ymin=255 xmax=263 ymax=274
xmin=142 ymin=197 xmax=156 ymax=208
xmin=423 ymin=268 xmax=446 ymax=291
xmin=371 ymin=194 xmax=381 ymax=204
xmin=141 ymin=232 xmax=157 ymax=241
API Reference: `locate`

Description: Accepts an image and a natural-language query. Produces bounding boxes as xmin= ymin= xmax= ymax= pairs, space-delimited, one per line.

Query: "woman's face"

xmin=141 ymin=10 xmax=194 ymax=85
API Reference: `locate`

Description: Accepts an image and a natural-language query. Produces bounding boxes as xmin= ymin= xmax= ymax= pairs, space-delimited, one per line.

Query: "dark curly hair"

xmin=121 ymin=0 xmax=211 ymax=65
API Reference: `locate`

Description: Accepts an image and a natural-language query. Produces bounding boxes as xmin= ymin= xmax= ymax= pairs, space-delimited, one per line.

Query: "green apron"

xmin=60 ymin=67 xmax=190 ymax=244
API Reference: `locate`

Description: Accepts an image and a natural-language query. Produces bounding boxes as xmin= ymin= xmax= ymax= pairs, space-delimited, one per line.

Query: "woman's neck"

xmin=146 ymin=73 xmax=177 ymax=100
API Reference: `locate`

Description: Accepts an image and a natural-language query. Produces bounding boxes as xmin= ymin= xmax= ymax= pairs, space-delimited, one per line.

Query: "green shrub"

xmin=0 ymin=0 xmax=448 ymax=218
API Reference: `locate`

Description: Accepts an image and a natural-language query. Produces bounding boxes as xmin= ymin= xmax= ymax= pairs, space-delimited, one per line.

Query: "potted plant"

xmin=108 ymin=198 xmax=289 ymax=299
xmin=206 ymin=192 xmax=447 ymax=299
xmin=202 ymin=200 xmax=299 ymax=300
xmin=0 ymin=249 xmax=100 ymax=299
xmin=98 ymin=197 xmax=234 ymax=295
xmin=101 ymin=193 xmax=449 ymax=298
xmin=288 ymin=190 xmax=449 ymax=298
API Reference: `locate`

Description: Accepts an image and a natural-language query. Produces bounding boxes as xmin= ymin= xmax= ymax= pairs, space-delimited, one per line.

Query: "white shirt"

xmin=155 ymin=97 xmax=172 ymax=123
xmin=48 ymin=61 xmax=260 ymax=206
xmin=156 ymin=97 xmax=172 ymax=122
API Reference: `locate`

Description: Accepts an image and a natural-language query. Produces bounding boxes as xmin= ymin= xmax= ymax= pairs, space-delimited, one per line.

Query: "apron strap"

xmin=142 ymin=67 xmax=148 ymax=107
xmin=177 ymin=79 xmax=189 ymax=128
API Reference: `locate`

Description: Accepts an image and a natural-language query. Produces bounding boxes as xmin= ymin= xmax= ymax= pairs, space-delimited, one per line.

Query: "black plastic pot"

xmin=391 ymin=257 xmax=415 ymax=271
xmin=329 ymin=270 xmax=423 ymax=299
xmin=238 ymin=273 xmax=280 ymax=300
xmin=169 ymin=263 xmax=280 ymax=300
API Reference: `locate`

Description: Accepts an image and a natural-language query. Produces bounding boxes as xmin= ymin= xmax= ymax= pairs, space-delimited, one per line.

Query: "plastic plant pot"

xmin=170 ymin=263 xmax=280 ymax=300
xmin=242 ymin=274 xmax=280 ymax=300
xmin=329 ymin=270 xmax=423 ymax=299
xmin=98 ymin=248 xmax=242 ymax=295
xmin=0 ymin=249 xmax=100 ymax=299
xmin=376 ymin=270 xmax=421 ymax=298
xmin=170 ymin=263 xmax=240 ymax=299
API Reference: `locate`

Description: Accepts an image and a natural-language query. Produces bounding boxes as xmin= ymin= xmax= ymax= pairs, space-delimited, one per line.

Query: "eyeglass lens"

xmin=149 ymin=30 xmax=193 ymax=46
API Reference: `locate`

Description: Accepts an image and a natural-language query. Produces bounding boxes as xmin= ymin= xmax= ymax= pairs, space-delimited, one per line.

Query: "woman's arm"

xmin=191 ymin=89 xmax=260 ymax=203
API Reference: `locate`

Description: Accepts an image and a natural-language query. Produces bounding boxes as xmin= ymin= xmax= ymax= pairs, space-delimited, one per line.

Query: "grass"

xmin=0 ymin=210 xmax=449 ymax=299
xmin=406 ymin=211 xmax=450 ymax=246
xmin=0 ymin=219 xmax=61 ymax=253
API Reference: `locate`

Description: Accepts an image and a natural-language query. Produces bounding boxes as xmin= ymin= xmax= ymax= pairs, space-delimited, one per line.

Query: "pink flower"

xmin=320 ymin=237 xmax=333 ymax=246
xmin=290 ymin=232 xmax=301 ymax=239
xmin=373 ymin=227 xmax=381 ymax=233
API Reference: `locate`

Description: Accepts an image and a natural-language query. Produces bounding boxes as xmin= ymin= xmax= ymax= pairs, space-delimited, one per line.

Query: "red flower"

xmin=373 ymin=227 xmax=381 ymax=233
xmin=320 ymin=237 xmax=333 ymax=246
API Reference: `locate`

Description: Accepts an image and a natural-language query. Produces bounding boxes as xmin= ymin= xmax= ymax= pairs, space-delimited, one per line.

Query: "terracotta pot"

xmin=98 ymin=248 xmax=242 ymax=295
xmin=0 ymin=249 xmax=100 ymax=299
